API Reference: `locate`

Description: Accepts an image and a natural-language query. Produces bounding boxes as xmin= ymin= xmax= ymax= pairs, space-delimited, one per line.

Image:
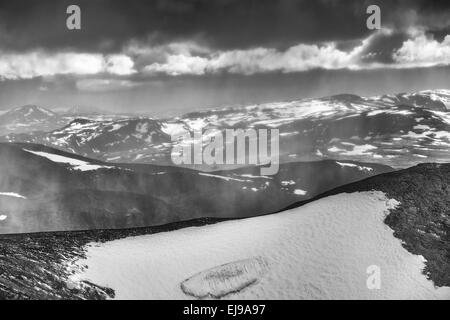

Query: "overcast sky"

xmin=0 ymin=0 xmax=449 ymax=115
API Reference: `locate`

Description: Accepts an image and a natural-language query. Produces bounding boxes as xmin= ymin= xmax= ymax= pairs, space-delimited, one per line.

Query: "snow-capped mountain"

xmin=0 ymin=105 xmax=65 ymax=135
xmin=0 ymin=143 xmax=391 ymax=234
xmin=1 ymin=117 xmax=182 ymax=164
xmin=0 ymin=162 xmax=447 ymax=299
xmin=45 ymin=117 xmax=171 ymax=161
xmin=2 ymin=89 xmax=449 ymax=169
xmin=0 ymin=105 xmax=57 ymax=123
xmin=0 ymin=104 xmax=131 ymax=136
xmin=385 ymin=90 xmax=450 ymax=110
xmin=171 ymin=89 xmax=450 ymax=168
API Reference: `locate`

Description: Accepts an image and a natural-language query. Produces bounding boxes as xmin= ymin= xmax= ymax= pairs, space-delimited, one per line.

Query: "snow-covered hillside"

xmin=69 ymin=191 xmax=450 ymax=300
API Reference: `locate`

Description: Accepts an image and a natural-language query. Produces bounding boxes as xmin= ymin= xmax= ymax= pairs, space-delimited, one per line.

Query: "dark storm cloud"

xmin=0 ymin=0 xmax=449 ymax=112
xmin=359 ymin=32 xmax=409 ymax=64
xmin=0 ymin=0 xmax=448 ymax=53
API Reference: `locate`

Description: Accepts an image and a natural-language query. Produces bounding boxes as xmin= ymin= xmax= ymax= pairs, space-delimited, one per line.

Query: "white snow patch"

xmin=432 ymin=131 xmax=450 ymax=140
xmin=69 ymin=192 xmax=450 ymax=299
xmin=293 ymin=189 xmax=307 ymax=195
xmin=413 ymin=124 xmax=432 ymax=130
xmin=238 ymin=174 xmax=272 ymax=180
xmin=328 ymin=144 xmax=377 ymax=156
xmin=367 ymin=109 xmax=413 ymax=117
xmin=108 ymin=123 xmax=126 ymax=132
xmin=0 ymin=192 xmax=27 ymax=199
xmin=336 ymin=161 xmax=374 ymax=172
xmin=342 ymin=144 xmax=377 ymax=156
xmin=37 ymin=107 xmax=55 ymax=116
xmin=185 ymin=118 xmax=208 ymax=131
xmin=367 ymin=110 xmax=385 ymax=116
xmin=328 ymin=146 xmax=346 ymax=153
xmin=198 ymin=173 xmax=248 ymax=182
xmin=161 ymin=123 xmax=190 ymax=136
xmin=106 ymin=156 xmax=121 ymax=161
xmin=0 ymin=215 xmax=7 ymax=221
xmin=23 ymin=149 xmax=114 ymax=172
xmin=279 ymin=131 xmax=299 ymax=137
xmin=430 ymin=110 xmax=450 ymax=126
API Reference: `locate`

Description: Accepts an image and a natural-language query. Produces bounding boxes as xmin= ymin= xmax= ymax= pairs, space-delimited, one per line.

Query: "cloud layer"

xmin=393 ymin=34 xmax=450 ymax=67
xmin=1 ymin=29 xmax=450 ymax=81
xmin=0 ymin=0 xmax=449 ymax=97
xmin=0 ymin=51 xmax=135 ymax=80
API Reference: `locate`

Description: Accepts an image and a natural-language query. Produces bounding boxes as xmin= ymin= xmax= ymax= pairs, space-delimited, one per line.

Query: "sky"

xmin=0 ymin=0 xmax=449 ymax=116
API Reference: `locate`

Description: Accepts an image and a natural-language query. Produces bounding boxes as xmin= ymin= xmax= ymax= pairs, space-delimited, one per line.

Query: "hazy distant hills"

xmin=0 ymin=105 xmax=129 ymax=136
xmin=0 ymin=143 xmax=391 ymax=234
xmin=0 ymin=105 xmax=64 ymax=134
xmin=1 ymin=89 xmax=449 ymax=169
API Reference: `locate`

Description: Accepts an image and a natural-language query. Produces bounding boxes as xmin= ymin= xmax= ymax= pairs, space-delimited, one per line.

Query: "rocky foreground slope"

xmin=0 ymin=218 xmax=220 ymax=299
xmin=0 ymin=162 xmax=448 ymax=299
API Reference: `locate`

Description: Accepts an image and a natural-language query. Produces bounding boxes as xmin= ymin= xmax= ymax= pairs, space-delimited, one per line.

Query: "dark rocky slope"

xmin=0 ymin=218 xmax=222 ymax=299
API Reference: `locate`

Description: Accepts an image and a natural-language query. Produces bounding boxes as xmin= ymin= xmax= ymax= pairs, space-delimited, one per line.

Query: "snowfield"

xmin=0 ymin=192 xmax=27 ymax=199
xmin=336 ymin=161 xmax=373 ymax=172
xmin=70 ymin=191 xmax=450 ymax=300
xmin=293 ymin=189 xmax=307 ymax=196
xmin=23 ymin=149 xmax=114 ymax=171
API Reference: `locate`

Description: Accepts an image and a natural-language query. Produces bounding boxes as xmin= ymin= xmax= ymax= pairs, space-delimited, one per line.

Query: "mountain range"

xmin=1 ymin=89 xmax=449 ymax=169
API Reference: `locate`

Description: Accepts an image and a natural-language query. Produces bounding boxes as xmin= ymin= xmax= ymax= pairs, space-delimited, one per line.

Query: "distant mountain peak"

xmin=8 ymin=105 xmax=56 ymax=117
xmin=0 ymin=105 xmax=58 ymax=129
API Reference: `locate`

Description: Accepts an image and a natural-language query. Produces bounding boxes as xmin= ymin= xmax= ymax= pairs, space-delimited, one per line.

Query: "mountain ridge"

xmin=1 ymin=89 xmax=449 ymax=169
